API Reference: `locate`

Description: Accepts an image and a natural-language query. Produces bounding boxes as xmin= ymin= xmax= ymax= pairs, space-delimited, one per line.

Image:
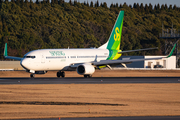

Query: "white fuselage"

xmin=20 ymin=48 xmax=109 ymax=72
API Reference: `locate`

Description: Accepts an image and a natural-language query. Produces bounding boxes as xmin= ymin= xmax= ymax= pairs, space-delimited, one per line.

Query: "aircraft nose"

xmin=20 ymin=59 xmax=29 ymax=69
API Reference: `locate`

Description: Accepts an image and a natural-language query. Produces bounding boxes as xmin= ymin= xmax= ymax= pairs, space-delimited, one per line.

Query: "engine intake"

xmin=77 ymin=64 xmax=95 ymax=75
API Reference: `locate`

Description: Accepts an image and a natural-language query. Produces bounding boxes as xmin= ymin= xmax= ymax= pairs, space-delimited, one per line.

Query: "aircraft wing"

xmin=4 ymin=56 xmax=22 ymax=61
xmin=92 ymin=56 xmax=164 ymax=66
xmin=4 ymin=43 xmax=23 ymax=61
xmin=93 ymin=40 xmax=177 ymax=67
xmin=69 ymin=63 xmax=85 ymax=68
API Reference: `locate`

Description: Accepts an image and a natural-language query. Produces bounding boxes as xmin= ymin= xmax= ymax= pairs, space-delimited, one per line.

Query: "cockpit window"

xmin=23 ymin=56 xmax=36 ymax=59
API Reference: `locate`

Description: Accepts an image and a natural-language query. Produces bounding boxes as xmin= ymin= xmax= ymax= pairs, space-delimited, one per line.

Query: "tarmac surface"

xmin=20 ymin=116 xmax=180 ymax=120
xmin=0 ymin=77 xmax=180 ymax=84
xmin=1 ymin=77 xmax=180 ymax=120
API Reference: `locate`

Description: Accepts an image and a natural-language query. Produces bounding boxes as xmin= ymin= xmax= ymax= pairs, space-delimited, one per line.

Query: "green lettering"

xmin=49 ymin=51 xmax=65 ymax=56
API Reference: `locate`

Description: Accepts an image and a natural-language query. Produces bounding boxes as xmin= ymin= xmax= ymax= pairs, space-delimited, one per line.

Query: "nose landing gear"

xmin=84 ymin=75 xmax=92 ymax=78
xmin=57 ymin=71 xmax=65 ymax=78
xmin=30 ymin=74 xmax=35 ymax=78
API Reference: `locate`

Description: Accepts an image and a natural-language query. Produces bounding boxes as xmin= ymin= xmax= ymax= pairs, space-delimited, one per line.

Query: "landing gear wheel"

xmin=88 ymin=75 xmax=92 ymax=78
xmin=84 ymin=75 xmax=92 ymax=78
xmin=30 ymin=74 xmax=35 ymax=78
xmin=57 ymin=71 xmax=65 ymax=78
xmin=57 ymin=72 xmax=60 ymax=78
xmin=61 ymin=72 xmax=65 ymax=78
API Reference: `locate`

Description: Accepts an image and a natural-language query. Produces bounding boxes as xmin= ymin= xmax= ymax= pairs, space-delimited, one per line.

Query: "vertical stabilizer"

xmin=98 ymin=11 xmax=124 ymax=50
xmin=99 ymin=11 xmax=124 ymax=60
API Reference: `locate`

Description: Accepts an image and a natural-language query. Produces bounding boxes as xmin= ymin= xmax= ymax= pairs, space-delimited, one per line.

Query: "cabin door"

xmin=41 ymin=54 xmax=45 ymax=63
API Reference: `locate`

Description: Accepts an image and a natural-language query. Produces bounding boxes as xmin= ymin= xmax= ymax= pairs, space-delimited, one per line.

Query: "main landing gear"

xmin=84 ymin=75 xmax=92 ymax=78
xmin=57 ymin=71 xmax=65 ymax=78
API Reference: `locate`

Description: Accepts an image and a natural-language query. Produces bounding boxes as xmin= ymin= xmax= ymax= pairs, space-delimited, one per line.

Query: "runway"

xmin=0 ymin=77 xmax=180 ymax=84
xmin=1 ymin=77 xmax=180 ymax=120
xmin=21 ymin=116 xmax=180 ymax=120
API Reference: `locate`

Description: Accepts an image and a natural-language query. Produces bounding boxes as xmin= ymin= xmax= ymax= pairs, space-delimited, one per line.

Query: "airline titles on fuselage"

xmin=49 ymin=51 xmax=65 ymax=56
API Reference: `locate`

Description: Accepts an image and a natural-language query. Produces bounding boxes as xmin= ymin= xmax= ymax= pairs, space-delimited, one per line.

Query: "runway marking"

xmin=0 ymin=101 xmax=128 ymax=106
xmin=1 ymin=77 xmax=180 ymax=84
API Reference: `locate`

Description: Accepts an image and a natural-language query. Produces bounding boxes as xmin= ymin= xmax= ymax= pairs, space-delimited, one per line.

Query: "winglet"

xmin=4 ymin=43 xmax=8 ymax=57
xmin=3 ymin=43 xmax=22 ymax=61
xmin=167 ymin=40 xmax=178 ymax=58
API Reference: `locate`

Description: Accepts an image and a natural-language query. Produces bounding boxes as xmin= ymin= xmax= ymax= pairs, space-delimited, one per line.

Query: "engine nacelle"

xmin=77 ymin=64 xmax=95 ymax=75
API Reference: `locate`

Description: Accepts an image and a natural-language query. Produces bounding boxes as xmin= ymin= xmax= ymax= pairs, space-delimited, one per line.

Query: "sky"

xmin=64 ymin=0 xmax=180 ymax=7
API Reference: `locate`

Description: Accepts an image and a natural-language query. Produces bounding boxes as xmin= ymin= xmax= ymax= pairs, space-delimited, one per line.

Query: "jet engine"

xmin=77 ymin=64 xmax=95 ymax=75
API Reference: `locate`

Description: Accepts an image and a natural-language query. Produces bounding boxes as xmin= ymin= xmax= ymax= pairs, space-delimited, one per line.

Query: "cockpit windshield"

xmin=23 ymin=56 xmax=36 ymax=59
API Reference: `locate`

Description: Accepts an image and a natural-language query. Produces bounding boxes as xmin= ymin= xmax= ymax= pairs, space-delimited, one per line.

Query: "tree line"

xmin=0 ymin=0 xmax=180 ymax=59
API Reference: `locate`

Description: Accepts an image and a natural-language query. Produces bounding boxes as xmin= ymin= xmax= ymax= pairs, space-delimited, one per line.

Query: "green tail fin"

xmin=98 ymin=11 xmax=124 ymax=60
xmin=99 ymin=11 xmax=124 ymax=60
xmin=107 ymin=11 xmax=124 ymax=51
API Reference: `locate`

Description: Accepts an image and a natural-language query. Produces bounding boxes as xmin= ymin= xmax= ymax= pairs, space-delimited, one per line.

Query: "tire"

xmin=30 ymin=74 xmax=34 ymax=78
xmin=84 ymin=75 xmax=92 ymax=78
xmin=61 ymin=72 xmax=65 ymax=78
xmin=57 ymin=72 xmax=60 ymax=78
xmin=88 ymin=75 xmax=92 ymax=78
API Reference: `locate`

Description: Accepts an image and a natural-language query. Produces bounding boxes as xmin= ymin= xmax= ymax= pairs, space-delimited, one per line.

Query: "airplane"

xmin=3 ymin=11 xmax=177 ymax=78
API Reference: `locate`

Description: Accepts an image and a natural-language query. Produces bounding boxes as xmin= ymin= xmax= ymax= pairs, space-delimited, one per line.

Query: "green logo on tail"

xmin=114 ymin=27 xmax=120 ymax=41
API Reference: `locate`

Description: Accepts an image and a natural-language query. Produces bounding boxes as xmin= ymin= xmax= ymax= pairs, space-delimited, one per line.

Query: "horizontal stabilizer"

xmin=118 ymin=47 xmax=158 ymax=54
